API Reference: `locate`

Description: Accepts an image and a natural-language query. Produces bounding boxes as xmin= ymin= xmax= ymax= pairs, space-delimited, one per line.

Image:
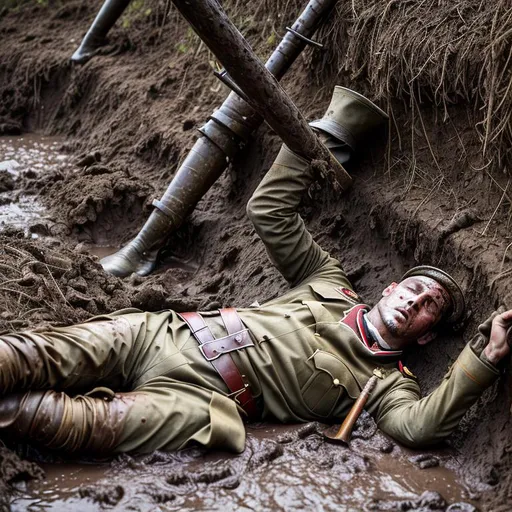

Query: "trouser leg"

xmin=71 ymin=0 xmax=131 ymax=64
xmin=0 ymin=376 xmax=245 ymax=455
xmin=0 ymin=310 xmax=173 ymax=395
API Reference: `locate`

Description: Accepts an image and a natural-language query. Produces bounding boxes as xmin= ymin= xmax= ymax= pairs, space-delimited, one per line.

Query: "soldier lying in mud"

xmin=0 ymin=88 xmax=511 ymax=455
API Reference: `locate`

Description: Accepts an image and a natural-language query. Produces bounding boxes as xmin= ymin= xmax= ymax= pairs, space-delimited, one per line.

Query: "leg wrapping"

xmin=0 ymin=335 xmax=43 ymax=394
xmin=0 ymin=390 xmax=136 ymax=454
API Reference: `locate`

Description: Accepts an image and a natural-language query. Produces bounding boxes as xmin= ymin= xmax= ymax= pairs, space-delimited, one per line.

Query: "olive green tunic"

xmin=237 ymin=144 xmax=499 ymax=446
xmin=0 ymin=144 xmax=499 ymax=455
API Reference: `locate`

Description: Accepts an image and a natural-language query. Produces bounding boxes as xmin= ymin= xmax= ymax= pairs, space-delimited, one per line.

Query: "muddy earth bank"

xmin=0 ymin=0 xmax=511 ymax=510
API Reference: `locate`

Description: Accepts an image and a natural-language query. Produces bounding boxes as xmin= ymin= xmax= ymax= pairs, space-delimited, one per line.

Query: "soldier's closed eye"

xmin=424 ymin=297 xmax=439 ymax=314
xmin=406 ymin=284 xmax=423 ymax=294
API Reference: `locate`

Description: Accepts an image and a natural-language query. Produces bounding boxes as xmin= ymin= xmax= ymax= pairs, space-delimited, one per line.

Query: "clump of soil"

xmin=0 ymin=171 xmax=15 ymax=193
xmin=0 ymin=447 xmax=44 ymax=511
xmin=0 ymin=231 xmax=131 ymax=332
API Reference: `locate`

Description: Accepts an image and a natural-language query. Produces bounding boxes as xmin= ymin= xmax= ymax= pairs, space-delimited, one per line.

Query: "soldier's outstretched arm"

xmin=372 ymin=310 xmax=511 ymax=447
xmin=247 ymin=144 xmax=344 ymax=287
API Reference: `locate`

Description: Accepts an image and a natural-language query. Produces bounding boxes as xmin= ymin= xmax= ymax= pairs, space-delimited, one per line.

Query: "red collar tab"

xmin=398 ymin=361 xmax=417 ymax=380
xmin=340 ymin=305 xmax=403 ymax=357
xmin=335 ymin=287 xmax=361 ymax=303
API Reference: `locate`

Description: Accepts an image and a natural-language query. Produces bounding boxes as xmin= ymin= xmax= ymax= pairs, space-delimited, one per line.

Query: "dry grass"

xmin=312 ymin=0 xmax=512 ymax=174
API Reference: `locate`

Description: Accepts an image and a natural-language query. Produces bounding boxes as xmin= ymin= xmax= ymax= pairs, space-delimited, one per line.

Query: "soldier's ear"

xmin=418 ymin=331 xmax=437 ymax=345
xmin=382 ymin=282 xmax=398 ymax=297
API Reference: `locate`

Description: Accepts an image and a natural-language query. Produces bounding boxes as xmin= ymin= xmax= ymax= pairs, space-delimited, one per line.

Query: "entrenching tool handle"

xmin=331 ymin=375 xmax=379 ymax=444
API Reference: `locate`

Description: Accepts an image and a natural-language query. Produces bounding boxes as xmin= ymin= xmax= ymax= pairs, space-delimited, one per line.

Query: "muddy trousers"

xmin=0 ymin=310 xmax=246 ymax=455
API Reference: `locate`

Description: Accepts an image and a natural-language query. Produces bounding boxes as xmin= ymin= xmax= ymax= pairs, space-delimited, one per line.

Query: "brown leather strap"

xmin=219 ymin=307 xmax=244 ymax=335
xmin=178 ymin=309 xmax=259 ymax=420
xmin=179 ymin=312 xmax=215 ymax=345
xmin=199 ymin=331 xmax=253 ymax=361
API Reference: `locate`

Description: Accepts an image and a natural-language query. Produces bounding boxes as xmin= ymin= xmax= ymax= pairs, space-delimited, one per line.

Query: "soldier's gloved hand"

xmin=482 ymin=308 xmax=512 ymax=365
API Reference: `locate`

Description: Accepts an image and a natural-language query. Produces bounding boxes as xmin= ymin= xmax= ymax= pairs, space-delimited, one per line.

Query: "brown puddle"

xmin=11 ymin=421 xmax=478 ymax=511
xmin=0 ymin=134 xmax=70 ymax=235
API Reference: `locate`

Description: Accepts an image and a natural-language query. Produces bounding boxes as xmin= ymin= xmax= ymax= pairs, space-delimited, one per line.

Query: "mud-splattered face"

xmin=371 ymin=276 xmax=451 ymax=349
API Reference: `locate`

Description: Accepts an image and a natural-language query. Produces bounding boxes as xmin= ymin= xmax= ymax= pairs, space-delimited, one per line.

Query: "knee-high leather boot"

xmin=100 ymin=0 xmax=341 ymax=277
xmin=71 ymin=0 xmax=131 ymax=64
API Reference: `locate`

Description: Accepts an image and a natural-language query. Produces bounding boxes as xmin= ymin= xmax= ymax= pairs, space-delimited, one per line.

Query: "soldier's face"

xmin=375 ymin=276 xmax=451 ymax=348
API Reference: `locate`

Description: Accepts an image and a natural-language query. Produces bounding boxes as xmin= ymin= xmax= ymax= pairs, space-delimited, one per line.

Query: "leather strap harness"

xmin=178 ymin=308 xmax=259 ymax=419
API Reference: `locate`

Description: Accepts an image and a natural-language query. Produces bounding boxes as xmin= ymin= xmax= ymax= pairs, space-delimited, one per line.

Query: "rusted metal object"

xmin=324 ymin=375 xmax=379 ymax=445
xmin=102 ymin=0 xmax=341 ymax=277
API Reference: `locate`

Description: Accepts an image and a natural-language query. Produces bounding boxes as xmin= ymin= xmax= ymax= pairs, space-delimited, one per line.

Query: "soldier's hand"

xmin=483 ymin=309 xmax=512 ymax=365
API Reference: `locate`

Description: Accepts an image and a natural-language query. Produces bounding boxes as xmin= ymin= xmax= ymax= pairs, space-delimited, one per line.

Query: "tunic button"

xmin=333 ymin=378 xmax=340 ymax=386
xmin=235 ymin=334 xmax=242 ymax=343
xmin=314 ymin=333 xmax=320 ymax=337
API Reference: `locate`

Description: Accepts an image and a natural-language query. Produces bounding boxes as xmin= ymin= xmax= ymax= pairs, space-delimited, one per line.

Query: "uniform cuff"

xmin=455 ymin=343 xmax=500 ymax=388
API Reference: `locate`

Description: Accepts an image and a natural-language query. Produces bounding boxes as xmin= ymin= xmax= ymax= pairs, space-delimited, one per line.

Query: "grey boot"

xmin=101 ymin=133 xmax=229 ymax=277
xmin=309 ymin=86 xmax=388 ymax=161
xmin=100 ymin=208 xmax=170 ymax=277
xmin=71 ymin=0 xmax=131 ymax=65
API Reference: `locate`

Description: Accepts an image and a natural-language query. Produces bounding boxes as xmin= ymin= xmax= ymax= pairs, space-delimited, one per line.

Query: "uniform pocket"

xmin=310 ymin=282 xmax=347 ymax=300
xmin=301 ymin=350 xmax=360 ymax=418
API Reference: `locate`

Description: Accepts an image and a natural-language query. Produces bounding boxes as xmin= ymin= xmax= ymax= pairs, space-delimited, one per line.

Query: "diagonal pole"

xmin=170 ymin=0 xmax=352 ymax=192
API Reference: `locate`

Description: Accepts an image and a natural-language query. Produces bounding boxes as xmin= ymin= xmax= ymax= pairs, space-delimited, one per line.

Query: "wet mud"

xmin=0 ymin=0 xmax=511 ymax=510
xmin=0 ymin=134 xmax=69 ymax=235
xmin=11 ymin=420 xmax=478 ymax=511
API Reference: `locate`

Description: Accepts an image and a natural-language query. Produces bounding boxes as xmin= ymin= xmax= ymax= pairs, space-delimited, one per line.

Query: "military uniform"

xmin=0 ymin=143 xmax=500 ymax=455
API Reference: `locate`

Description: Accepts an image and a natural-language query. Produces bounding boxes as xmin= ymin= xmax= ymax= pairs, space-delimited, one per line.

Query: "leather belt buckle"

xmin=200 ymin=329 xmax=253 ymax=361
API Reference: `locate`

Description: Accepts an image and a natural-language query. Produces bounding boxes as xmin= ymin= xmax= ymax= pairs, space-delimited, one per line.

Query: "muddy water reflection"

xmin=14 ymin=423 xmax=477 ymax=511
xmin=0 ymin=134 xmax=69 ymax=233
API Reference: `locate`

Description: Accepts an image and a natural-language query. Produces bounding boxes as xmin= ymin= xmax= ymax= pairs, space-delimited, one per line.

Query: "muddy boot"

xmin=100 ymin=208 xmax=170 ymax=277
xmin=309 ymin=86 xmax=389 ymax=161
xmin=101 ymin=134 xmax=229 ymax=277
xmin=71 ymin=0 xmax=131 ymax=65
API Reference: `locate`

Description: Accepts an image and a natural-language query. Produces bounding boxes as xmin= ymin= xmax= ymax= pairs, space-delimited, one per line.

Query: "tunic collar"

xmin=363 ymin=314 xmax=392 ymax=350
xmin=339 ymin=304 xmax=402 ymax=357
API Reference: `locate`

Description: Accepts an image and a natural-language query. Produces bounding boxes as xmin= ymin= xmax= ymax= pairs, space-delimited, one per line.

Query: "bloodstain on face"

xmin=372 ymin=276 xmax=451 ymax=349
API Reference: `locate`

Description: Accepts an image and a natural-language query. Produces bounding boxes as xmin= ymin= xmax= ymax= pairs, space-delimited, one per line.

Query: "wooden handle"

xmin=332 ymin=375 xmax=378 ymax=443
